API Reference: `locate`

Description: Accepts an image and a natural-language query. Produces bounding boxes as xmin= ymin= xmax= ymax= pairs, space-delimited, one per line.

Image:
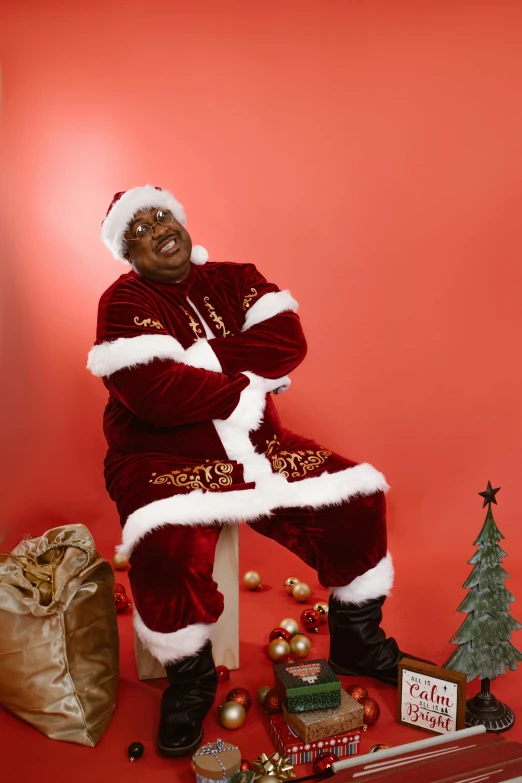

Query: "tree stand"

xmin=466 ymin=677 xmax=515 ymax=732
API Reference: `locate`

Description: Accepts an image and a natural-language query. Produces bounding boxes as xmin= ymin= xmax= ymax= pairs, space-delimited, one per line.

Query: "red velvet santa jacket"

xmin=87 ymin=261 xmax=388 ymax=557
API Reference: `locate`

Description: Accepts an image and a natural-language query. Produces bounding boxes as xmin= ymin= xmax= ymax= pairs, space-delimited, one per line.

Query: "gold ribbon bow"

xmin=253 ymin=752 xmax=296 ymax=781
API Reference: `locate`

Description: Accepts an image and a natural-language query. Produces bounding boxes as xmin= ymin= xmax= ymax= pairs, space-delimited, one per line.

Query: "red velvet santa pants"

xmin=129 ymin=492 xmax=388 ymax=640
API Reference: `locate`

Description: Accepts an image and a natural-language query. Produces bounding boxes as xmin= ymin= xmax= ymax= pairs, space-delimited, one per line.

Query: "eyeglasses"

xmin=127 ymin=209 xmax=175 ymax=241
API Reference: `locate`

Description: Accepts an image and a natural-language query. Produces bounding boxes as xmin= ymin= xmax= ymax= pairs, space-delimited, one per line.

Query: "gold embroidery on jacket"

xmin=242 ymin=288 xmax=258 ymax=311
xmin=134 ymin=316 xmax=164 ymax=330
xmin=181 ymin=307 xmax=204 ymax=341
xmin=265 ymin=436 xmax=332 ymax=478
xmin=266 ymin=435 xmax=279 ymax=456
xmin=204 ymin=297 xmax=231 ymax=337
xmin=149 ymin=462 xmax=234 ymax=490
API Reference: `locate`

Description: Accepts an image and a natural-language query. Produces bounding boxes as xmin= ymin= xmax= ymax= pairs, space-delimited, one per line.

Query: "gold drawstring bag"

xmin=0 ymin=524 xmax=119 ymax=746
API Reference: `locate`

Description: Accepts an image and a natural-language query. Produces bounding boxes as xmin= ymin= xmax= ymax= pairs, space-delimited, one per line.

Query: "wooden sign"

xmin=397 ymin=657 xmax=467 ymax=735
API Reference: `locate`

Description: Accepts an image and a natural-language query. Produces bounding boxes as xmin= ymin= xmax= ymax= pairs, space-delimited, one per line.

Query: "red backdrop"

xmin=1 ymin=0 xmax=521 ymax=714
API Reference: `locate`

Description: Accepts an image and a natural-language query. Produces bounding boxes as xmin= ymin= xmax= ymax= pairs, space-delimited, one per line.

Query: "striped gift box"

xmin=270 ymin=714 xmax=360 ymax=766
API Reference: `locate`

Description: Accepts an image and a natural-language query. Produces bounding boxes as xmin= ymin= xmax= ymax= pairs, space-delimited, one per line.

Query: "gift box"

xmin=274 ymin=658 xmax=341 ymax=713
xmin=192 ymin=739 xmax=241 ymax=783
xmin=283 ymin=688 xmax=364 ymax=742
xmin=271 ymin=714 xmax=360 ymax=766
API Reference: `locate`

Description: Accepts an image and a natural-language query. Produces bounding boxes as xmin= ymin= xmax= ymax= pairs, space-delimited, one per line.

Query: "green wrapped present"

xmin=274 ymin=658 xmax=341 ymax=713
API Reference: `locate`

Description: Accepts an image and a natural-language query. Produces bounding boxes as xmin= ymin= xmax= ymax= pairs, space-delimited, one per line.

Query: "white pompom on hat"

xmin=101 ymin=185 xmax=208 ymax=265
xmin=189 ymin=245 xmax=209 ymax=265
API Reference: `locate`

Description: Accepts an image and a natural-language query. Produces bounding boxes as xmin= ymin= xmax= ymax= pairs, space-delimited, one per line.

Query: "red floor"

xmin=1 ymin=524 xmax=521 ymax=783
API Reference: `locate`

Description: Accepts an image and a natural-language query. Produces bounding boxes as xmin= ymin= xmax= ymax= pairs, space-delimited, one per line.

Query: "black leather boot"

xmin=157 ymin=640 xmax=218 ymax=757
xmin=328 ymin=595 xmax=431 ymax=686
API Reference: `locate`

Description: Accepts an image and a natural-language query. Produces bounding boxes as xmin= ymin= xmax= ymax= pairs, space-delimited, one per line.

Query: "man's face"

xmin=123 ymin=207 xmax=192 ymax=282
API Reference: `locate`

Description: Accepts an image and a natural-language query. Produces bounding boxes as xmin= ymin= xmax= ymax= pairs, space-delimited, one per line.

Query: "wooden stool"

xmin=134 ymin=524 xmax=239 ymax=680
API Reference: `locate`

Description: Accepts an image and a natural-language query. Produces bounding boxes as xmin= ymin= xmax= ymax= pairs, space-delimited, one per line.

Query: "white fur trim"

xmin=190 ymin=245 xmax=209 ymax=265
xmin=87 ymin=334 xmax=186 ymax=377
xmin=275 ymin=463 xmax=390 ymax=509
xmin=224 ymin=372 xmax=268 ymax=431
xmin=213 ymin=372 xmax=285 ymax=487
xmin=87 ymin=333 xmax=226 ymax=377
xmin=330 ymin=553 xmax=394 ymax=605
xmin=134 ymin=612 xmax=214 ymax=665
xmin=242 ymin=290 xmax=299 ymax=331
xmin=118 ymin=486 xmax=272 ymax=557
xmin=184 ymin=339 xmax=222 ymax=372
xmin=101 ymin=185 xmax=186 ymax=262
xmin=119 ymin=462 xmax=388 ymax=557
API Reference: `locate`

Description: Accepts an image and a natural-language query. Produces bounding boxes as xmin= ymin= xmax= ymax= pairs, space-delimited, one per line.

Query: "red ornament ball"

xmin=278 ymin=653 xmax=300 ymax=665
xmin=240 ymin=759 xmax=253 ymax=771
xmin=114 ymin=592 xmax=130 ymax=612
xmin=345 ymin=684 xmax=368 ymax=702
xmin=226 ymin=687 xmax=252 ymax=712
xmin=216 ymin=665 xmax=230 ymax=684
xmin=269 ymin=627 xmax=291 ymax=643
xmin=300 ymin=608 xmax=321 ymax=633
xmin=113 ymin=583 xmax=127 ymax=595
xmin=313 ymin=753 xmax=337 ymax=774
xmin=264 ymin=688 xmax=283 ymax=715
xmin=360 ymin=696 xmax=380 ymax=726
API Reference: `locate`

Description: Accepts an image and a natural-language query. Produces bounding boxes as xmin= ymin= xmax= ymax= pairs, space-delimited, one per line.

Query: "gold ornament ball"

xmin=284 ymin=576 xmax=301 ymax=594
xmin=313 ymin=601 xmax=329 ymax=622
xmin=218 ymin=700 xmax=246 ymax=730
xmin=243 ymin=570 xmax=262 ymax=590
xmin=257 ymin=777 xmax=281 ymax=783
xmin=268 ymin=638 xmax=291 ymax=661
xmin=292 ymin=582 xmax=311 ymax=602
xmin=112 ymin=552 xmax=129 ymax=570
xmin=257 ymin=685 xmax=272 ymax=706
xmin=279 ymin=617 xmax=300 ymax=637
xmin=289 ymin=633 xmax=311 ymax=658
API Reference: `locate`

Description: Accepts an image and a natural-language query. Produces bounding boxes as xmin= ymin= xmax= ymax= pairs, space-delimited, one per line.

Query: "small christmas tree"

xmin=445 ymin=482 xmax=522 ymax=731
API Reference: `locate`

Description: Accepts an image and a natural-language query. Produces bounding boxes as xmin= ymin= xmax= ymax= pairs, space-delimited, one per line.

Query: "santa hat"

xmin=101 ymin=184 xmax=208 ymax=265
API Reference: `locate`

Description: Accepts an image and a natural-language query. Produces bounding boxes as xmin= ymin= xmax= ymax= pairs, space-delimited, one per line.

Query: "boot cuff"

xmin=329 ymin=553 xmax=394 ymax=605
xmin=134 ymin=612 xmax=214 ymax=665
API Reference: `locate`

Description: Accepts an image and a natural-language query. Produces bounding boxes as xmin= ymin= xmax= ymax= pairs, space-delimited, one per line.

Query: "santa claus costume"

xmin=88 ymin=185 xmax=410 ymax=756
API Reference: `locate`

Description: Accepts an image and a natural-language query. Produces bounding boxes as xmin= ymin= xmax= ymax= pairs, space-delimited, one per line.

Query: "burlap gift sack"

xmin=0 ymin=524 xmax=119 ymax=746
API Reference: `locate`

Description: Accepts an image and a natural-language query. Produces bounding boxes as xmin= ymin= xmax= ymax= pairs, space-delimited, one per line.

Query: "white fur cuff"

xmin=133 ymin=612 xmax=214 ymax=665
xmin=242 ymin=290 xmax=298 ymax=331
xmin=330 ymin=553 xmax=394 ymax=605
xmin=87 ymin=334 xmax=186 ymax=377
xmin=184 ymin=339 xmax=222 ymax=372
